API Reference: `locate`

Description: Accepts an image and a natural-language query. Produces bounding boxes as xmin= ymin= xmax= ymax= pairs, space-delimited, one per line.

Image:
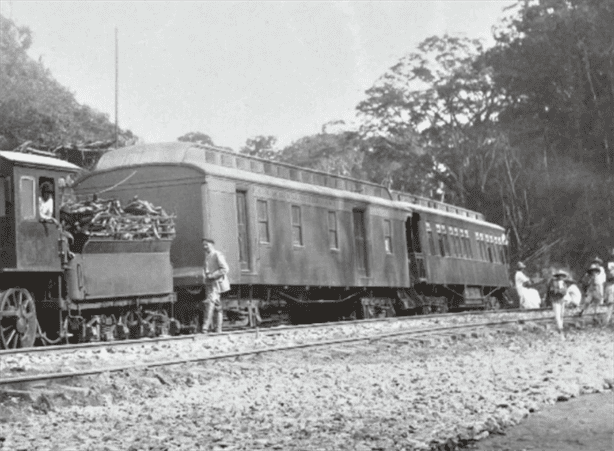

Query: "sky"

xmin=2 ymin=1 xmax=516 ymax=150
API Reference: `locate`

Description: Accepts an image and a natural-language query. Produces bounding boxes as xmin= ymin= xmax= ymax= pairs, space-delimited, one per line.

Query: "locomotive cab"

xmin=0 ymin=151 xmax=82 ymax=272
xmin=0 ymin=151 xmax=82 ymax=348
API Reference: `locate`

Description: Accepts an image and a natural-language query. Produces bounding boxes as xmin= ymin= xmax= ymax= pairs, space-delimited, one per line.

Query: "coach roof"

xmin=94 ymin=142 xmax=497 ymax=228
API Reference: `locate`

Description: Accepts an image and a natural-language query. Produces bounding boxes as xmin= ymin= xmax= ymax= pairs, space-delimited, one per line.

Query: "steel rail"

xmin=0 ymin=308 xmax=549 ymax=357
xmin=0 ymin=316 xmax=559 ymax=386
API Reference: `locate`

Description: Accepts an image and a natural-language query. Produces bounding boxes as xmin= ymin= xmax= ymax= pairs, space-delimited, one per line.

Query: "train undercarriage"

xmin=0 ymin=280 xmax=510 ymax=349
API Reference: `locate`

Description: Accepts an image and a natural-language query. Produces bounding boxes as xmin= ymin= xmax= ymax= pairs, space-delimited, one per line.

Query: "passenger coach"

xmin=75 ymin=142 xmax=510 ymax=326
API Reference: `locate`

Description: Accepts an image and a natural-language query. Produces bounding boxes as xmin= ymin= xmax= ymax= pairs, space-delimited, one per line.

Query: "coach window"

xmin=486 ymin=235 xmax=495 ymax=263
xmin=460 ymin=229 xmax=467 ymax=258
xmin=328 ymin=211 xmax=339 ymax=250
xmin=436 ymin=225 xmax=446 ymax=257
xmin=452 ymin=227 xmax=459 ymax=257
xmin=0 ymin=177 xmax=6 ymax=217
xmin=476 ymin=233 xmax=484 ymax=261
xmin=291 ymin=205 xmax=303 ymax=246
xmin=464 ymin=230 xmax=473 ymax=259
xmin=447 ymin=226 xmax=456 ymax=257
xmin=19 ymin=176 xmax=36 ymax=220
xmin=426 ymin=222 xmax=437 ymax=255
xmin=442 ymin=226 xmax=456 ymax=257
xmin=450 ymin=227 xmax=457 ymax=257
xmin=453 ymin=227 xmax=463 ymax=258
xmin=257 ymin=200 xmax=270 ymax=243
xmin=460 ymin=228 xmax=467 ymax=259
xmin=442 ymin=224 xmax=451 ymax=257
xmin=455 ymin=228 xmax=463 ymax=258
xmin=384 ymin=219 xmax=393 ymax=254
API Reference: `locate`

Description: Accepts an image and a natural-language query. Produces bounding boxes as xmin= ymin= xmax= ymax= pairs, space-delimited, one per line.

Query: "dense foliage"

xmin=0 ymin=15 xmax=134 ymax=150
xmin=239 ymin=0 xmax=613 ymax=274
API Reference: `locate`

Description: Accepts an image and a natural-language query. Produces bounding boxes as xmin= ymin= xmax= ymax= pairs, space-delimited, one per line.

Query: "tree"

xmin=0 ymin=15 xmax=133 ymax=149
xmin=279 ymin=132 xmax=366 ymax=179
xmin=177 ymin=131 xmax=215 ymax=146
xmin=357 ymin=34 xmax=514 ymax=211
xmin=483 ymin=0 xmax=614 ymax=267
xmin=240 ymin=135 xmax=279 ymax=160
xmin=487 ymin=0 xmax=614 ymax=173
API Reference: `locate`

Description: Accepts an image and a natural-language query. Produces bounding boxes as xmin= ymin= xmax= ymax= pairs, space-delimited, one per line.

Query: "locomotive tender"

xmin=76 ymin=142 xmax=510 ymax=327
xmin=0 ymin=151 xmax=175 ymax=349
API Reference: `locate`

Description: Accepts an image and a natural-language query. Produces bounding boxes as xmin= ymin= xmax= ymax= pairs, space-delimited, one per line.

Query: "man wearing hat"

xmin=603 ymin=249 xmax=614 ymax=326
xmin=578 ymin=259 xmax=604 ymax=317
xmin=514 ymin=262 xmax=541 ymax=309
xmin=38 ymin=182 xmax=55 ymax=221
xmin=592 ymin=256 xmax=606 ymax=305
xmin=201 ymin=238 xmax=230 ymax=333
xmin=546 ymin=270 xmax=571 ymax=338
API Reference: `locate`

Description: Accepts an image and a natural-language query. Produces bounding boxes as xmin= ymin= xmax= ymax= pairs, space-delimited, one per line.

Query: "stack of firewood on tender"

xmin=60 ymin=196 xmax=176 ymax=241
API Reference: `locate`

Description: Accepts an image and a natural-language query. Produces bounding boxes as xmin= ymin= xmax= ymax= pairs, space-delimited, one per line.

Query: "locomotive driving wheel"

xmin=0 ymin=288 xmax=37 ymax=349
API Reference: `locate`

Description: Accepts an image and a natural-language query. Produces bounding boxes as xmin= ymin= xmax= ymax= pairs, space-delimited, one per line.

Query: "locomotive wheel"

xmin=0 ymin=288 xmax=37 ymax=349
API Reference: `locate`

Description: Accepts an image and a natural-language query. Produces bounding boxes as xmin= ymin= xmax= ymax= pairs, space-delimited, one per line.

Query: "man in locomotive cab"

xmin=38 ymin=180 xmax=57 ymax=224
xmin=201 ymin=238 xmax=230 ymax=333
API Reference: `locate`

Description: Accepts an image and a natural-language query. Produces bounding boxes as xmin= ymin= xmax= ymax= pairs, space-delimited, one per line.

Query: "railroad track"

xmin=0 ymin=307 xmax=550 ymax=358
xmin=0 ymin=308 xmax=593 ymax=387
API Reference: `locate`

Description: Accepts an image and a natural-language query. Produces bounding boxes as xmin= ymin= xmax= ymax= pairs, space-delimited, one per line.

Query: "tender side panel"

xmin=76 ymin=165 xmax=205 ymax=286
xmin=67 ymin=240 xmax=173 ymax=300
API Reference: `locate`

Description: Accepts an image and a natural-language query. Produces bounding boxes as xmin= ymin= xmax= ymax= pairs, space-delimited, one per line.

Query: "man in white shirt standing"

xmin=201 ymin=238 xmax=230 ymax=333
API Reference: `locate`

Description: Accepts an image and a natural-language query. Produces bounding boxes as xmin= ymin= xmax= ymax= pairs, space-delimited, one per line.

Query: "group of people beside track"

xmin=514 ymin=250 xmax=614 ymax=338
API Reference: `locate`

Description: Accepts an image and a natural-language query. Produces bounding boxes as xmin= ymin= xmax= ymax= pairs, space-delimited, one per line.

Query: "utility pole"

xmin=115 ymin=27 xmax=119 ymax=148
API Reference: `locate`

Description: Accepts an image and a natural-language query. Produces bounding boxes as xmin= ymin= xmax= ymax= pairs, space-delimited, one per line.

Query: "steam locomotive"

xmin=0 ymin=142 xmax=510 ymax=349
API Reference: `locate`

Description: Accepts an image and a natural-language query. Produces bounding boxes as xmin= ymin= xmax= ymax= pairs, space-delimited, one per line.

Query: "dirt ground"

xmin=469 ymin=392 xmax=614 ymax=451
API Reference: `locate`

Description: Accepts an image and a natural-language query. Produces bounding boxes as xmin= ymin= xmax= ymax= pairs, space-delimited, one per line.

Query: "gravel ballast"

xmin=0 ymin=325 xmax=612 ymax=451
